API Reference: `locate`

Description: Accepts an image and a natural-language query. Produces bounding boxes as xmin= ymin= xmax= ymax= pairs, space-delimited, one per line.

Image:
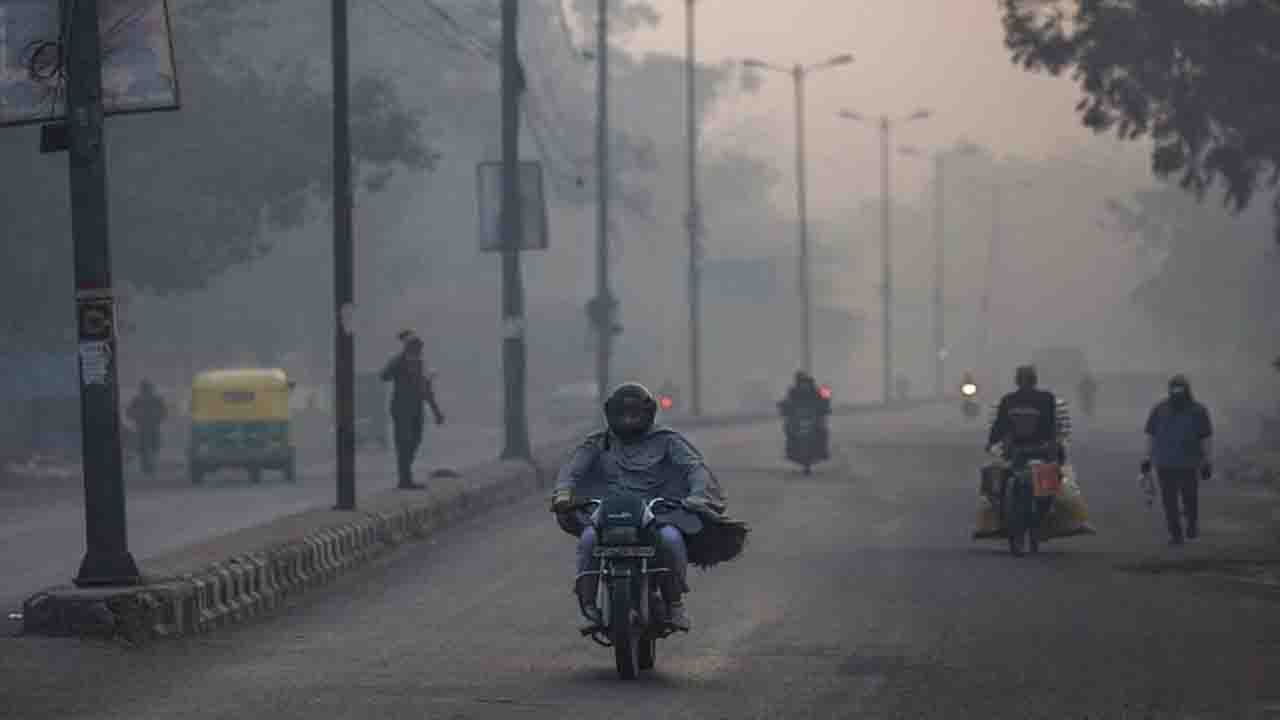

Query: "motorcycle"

xmin=1000 ymin=442 xmax=1059 ymax=556
xmin=571 ymin=495 xmax=699 ymax=680
xmin=783 ymin=407 xmax=828 ymax=474
xmin=960 ymin=380 xmax=981 ymax=421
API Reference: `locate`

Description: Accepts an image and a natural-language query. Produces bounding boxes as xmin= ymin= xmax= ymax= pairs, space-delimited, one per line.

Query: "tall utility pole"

xmin=499 ymin=0 xmax=531 ymax=460
xmin=593 ymin=0 xmax=614 ymax=405
xmin=878 ymin=116 xmax=892 ymax=405
xmin=978 ymin=184 xmax=999 ymax=372
xmin=793 ymin=65 xmax=813 ymax=376
xmin=742 ymin=54 xmax=853 ymax=376
xmin=332 ymin=0 xmax=356 ymax=511
xmin=69 ymin=0 xmax=141 ymax=587
xmin=837 ymin=108 xmax=931 ymax=404
xmin=931 ymin=153 xmax=945 ymax=398
xmin=684 ymin=0 xmax=703 ymax=416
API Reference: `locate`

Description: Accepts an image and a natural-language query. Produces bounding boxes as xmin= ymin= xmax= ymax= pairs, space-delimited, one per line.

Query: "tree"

xmin=1002 ymin=0 xmax=1280 ymax=241
xmin=0 ymin=0 xmax=435 ymax=349
xmin=1106 ymin=186 xmax=1279 ymax=362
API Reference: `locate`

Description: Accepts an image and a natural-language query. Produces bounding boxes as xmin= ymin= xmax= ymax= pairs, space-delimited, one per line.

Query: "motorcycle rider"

xmin=778 ymin=371 xmax=832 ymax=453
xmin=986 ymin=365 xmax=1069 ymax=551
xmin=550 ymin=383 xmax=716 ymax=633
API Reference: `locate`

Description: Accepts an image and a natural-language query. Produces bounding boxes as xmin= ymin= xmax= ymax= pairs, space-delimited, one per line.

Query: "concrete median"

xmin=21 ymin=439 xmax=576 ymax=644
xmin=19 ymin=398 xmax=945 ymax=645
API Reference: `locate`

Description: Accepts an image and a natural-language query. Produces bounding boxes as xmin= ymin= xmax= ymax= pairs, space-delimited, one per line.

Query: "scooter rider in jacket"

xmin=550 ymin=383 xmax=716 ymax=633
xmin=987 ymin=365 xmax=1069 ymax=550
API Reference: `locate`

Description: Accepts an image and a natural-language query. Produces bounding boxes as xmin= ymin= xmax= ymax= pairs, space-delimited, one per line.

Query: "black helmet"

xmin=1015 ymin=365 xmax=1038 ymax=390
xmin=604 ymin=382 xmax=658 ymax=444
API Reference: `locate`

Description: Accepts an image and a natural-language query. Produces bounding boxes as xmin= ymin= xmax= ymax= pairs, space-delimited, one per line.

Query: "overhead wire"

xmin=365 ymin=0 xmax=588 ymax=192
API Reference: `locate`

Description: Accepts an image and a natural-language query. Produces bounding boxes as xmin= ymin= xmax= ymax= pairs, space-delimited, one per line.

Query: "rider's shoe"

xmin=575 ymin=577 xmax=602 ymax=630
xmin=667 ymin=601 xmax=691 ymax=632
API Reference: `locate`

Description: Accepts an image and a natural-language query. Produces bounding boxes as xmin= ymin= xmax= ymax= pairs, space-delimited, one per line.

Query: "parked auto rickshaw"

xmin=188 ymin=368 xmax=296 ymax=485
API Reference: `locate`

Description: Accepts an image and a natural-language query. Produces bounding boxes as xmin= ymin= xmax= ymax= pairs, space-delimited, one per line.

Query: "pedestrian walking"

xmin=1141 ymin=374 xmax=1213 ymax=545
xmin=126 ymin=379 xmax=168 ymax=477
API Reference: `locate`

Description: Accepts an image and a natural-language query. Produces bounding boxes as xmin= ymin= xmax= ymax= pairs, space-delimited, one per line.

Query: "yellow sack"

xmin=974 ymin=494 xmax=1002 ymax=538
xmin=1041 ymin=465 xmax=1096 ymax=539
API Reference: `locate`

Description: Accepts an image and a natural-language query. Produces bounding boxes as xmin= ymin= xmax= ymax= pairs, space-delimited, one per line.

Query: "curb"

xmin=21 ymin=441 xmax=571 ymax=644
xmin=18 ymin=400 xmax=945 ymax=644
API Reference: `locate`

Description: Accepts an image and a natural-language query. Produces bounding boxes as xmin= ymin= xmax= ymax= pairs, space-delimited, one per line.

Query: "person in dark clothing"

xmin=987 ymin=365 xmax=1064 ymax=549
xmin=1077 ymin=372 xmax=1098 ymax=418
xmin=778 ymin=371 xmax=832 ymax=460
xmin=1142 ymin=374 xmax=1213 ymax=545
xmin=380 ymin=331 xmax=445 ymax=489
xmin=127 ymin=380 xmax=167 ymax=477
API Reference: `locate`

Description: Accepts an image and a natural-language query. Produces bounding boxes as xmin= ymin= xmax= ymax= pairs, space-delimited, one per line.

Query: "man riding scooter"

xmin=778 ymin=371 xmax=832 ymax=473
xmin=986 ymin=365 xmax=1067 ymax=555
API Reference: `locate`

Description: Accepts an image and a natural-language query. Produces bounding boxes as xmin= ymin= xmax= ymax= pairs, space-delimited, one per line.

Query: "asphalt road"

xmin=0 ymin=419 xmax=582 ymax=620
xmin=3 ymin=406 xmax=1279 ymax=719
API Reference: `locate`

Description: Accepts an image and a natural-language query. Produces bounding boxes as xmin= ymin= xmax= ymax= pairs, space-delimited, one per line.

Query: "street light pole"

xmin=978 ymin=184 xmax=999 ymax=371
xmin=879 ymin=116 xmax=892 ymax=405
xmin=838 ymin=109 xmax=931 ymax=404
xmin=685 ymin=0 xmax=703 ymax=416
xmin=742 ymin=54 xmax=853 ymax=377
xmin=794 ymin=65 xmax=813 ymax=375
xmin=932 ymin=153 xmax=945 ymax=398
xmin=594 ymin=0 xmax=614 ymax=406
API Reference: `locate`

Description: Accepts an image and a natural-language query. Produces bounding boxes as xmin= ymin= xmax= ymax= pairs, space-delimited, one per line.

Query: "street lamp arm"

xmin=810 ymin=53 xmax=855 ymax=71
xmin=741 ymin=58 xmax=789 ymax=74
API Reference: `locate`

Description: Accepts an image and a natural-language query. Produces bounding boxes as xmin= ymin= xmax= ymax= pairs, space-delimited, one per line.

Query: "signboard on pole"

xmin=476 ymin=160 xmax=549 ymax=252
xmin=0 ymin=0 xmax=180 ymax=128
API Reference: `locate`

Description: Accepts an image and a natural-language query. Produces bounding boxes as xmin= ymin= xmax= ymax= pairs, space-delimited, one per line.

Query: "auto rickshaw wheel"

xmin=190 ymin=462 xmax=205 ymax=485
xmin=249 ymin=466 xmax=263 ymax=484
xmin=284 ymin=455 xmax=297 ymax=483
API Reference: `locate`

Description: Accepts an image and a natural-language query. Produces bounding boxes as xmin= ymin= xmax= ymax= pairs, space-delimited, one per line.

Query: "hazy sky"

xmin=626 ymin=0 xmax=1151 ymax=216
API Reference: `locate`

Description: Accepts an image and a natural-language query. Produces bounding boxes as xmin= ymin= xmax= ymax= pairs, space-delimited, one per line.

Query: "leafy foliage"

xmin=1002 ymin=0 xmax=1280 ymax=241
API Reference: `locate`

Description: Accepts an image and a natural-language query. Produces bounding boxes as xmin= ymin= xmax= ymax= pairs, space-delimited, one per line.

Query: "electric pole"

xmin=685 ymin=0 xmax=703 ymax=416
xmin=333 ymin=0 xmax=356 ymax=510
xmin=744 ymin=54 xmax=853 ymax=378
xmin=932 ymin=153 xmax=945 ymax=398
xmin=500 ymin=0 xmax=531 ymax=460
xmin=793 ymin=66 xmax=813 ymax=376
xmin=593 ymin=0 xmax=615 ymax=405
xmin=879 ymin=116 xmax=892 ymax=405
xmin=69 ymin=0 xmax=141 ymax=587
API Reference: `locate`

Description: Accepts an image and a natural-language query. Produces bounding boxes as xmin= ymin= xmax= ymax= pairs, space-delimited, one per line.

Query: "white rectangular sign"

xmin=0 ymin=0 xmax=180 ymax=127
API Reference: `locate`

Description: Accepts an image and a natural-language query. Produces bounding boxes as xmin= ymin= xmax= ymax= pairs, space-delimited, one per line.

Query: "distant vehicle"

xmin=547 ymin=381 xmax=601 ymax=426
xmin=187 ymin=368 xmax=297 ymax=485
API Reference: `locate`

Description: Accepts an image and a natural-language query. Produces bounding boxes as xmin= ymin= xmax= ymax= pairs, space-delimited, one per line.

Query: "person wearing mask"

xmin=551 ymin=383 xmax=727 ymax=632
xmin=380 ymin=330 xmax=445 ymax=489
xmin=987 ymin=365 xmax=1068 ymax=553
xmin=1142 ymin=374 xmax=1213 ymax=545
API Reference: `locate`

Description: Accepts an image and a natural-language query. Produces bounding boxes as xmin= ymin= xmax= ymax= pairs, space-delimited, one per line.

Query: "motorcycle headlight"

xmin=601 ymin=526 xmax=639 ymax=545
xmin=961 ymin=383 xmax=978 ymax=397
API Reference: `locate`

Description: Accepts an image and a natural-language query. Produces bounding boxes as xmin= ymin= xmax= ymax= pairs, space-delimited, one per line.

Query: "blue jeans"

xmin=577 ymin=525 xmax=688 ymax=598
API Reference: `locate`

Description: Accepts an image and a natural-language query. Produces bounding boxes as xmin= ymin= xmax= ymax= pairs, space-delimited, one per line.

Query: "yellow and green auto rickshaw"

xmin=188 ymin=368 xmax=296 ymax=485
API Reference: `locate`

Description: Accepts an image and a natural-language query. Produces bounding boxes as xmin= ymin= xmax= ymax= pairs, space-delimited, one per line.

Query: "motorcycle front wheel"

xmin=610 ymin=581 xmax=640 ymax=680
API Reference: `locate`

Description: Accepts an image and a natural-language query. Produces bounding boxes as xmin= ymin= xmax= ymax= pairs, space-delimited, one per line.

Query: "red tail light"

xmin=818 ymin=385 xmax=832 ymax=400
xmin=658 ymin=395 xmax=674 ymax=411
